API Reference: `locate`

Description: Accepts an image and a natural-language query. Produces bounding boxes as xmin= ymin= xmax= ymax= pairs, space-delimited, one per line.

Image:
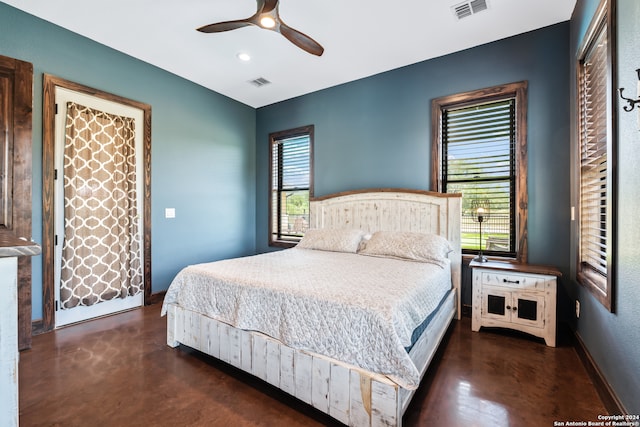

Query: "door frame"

xmin=41 ymin=74 xmax=152 ymax=333
xmin=0 ymin=55 xmax=34 ymax=349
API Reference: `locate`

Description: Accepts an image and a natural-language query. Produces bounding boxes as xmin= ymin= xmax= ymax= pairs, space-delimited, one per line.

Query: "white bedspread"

xmin=161 ymin=248 xmax=451 ymax=389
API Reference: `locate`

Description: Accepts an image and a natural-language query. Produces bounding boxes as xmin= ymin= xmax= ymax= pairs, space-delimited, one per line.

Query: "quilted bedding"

xmin=161 ymin=247 xmax=451 ymax=389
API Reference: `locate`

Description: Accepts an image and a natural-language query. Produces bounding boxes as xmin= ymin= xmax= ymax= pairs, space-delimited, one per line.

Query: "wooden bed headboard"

xmin=310 ymin=188 xmax=462 ymax=319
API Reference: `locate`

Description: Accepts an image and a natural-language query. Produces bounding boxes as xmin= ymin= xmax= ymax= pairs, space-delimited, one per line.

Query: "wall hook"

xmin=618 ymin=69 xmax=640 ymax=112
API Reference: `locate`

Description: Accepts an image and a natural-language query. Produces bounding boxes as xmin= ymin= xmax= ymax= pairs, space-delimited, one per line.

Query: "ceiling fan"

xmin=197 ymin=0 xmax=324 ymax=57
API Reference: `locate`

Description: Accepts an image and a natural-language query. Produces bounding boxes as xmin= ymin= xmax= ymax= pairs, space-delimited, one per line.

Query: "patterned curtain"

xmin=60 ymin=102 xmax=142 ymax=309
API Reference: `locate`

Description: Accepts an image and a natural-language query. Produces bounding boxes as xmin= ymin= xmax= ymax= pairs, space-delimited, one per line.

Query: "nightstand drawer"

xmin=481 ymin=271 xmax=546 ymax=290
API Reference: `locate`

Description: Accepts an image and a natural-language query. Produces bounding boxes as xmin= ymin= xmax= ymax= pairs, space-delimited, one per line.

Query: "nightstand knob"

xmin=506 ymin=305 xmax=511 ymax=310
xmin=503 ymin=278 xmax=520 ymax=284
xmin=512 ymin=307 xmax=517 ymax=312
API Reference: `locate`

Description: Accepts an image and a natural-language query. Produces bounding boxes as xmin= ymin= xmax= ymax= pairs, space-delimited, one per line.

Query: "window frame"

xmin=431 ymin=81 xmax=528 ymax=262
xmin=575 ymin=0 xmax=617 ymax=312
xmin=268 ymin=125 xmax=314 ymax=248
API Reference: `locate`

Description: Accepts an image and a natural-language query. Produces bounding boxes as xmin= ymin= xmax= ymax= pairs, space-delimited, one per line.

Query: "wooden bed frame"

xmin=166 ymin=189 xmax=461 ymax=426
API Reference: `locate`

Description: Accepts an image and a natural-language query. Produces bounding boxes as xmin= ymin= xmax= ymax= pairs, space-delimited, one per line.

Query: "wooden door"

xmin=0 ymin=55 xmax=34 ymax=350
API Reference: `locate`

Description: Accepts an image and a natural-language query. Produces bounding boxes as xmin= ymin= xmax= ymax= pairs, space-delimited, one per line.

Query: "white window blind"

xmin=578 ymin=20 xmax=609 ymax=289
xmin=442 ymin=99 xmax=516 ymax=254
xmin=271 ymin=133 xmax=311 ymax=244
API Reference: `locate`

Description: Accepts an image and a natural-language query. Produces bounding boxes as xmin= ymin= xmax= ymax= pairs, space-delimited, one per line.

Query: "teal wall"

xmin=256 ymin=23 xmax=572 ymax=308
xmin=570 ymin=0 xmax=640 ymax=413
xmin=0 ymin=3 xmax=257 ymax=320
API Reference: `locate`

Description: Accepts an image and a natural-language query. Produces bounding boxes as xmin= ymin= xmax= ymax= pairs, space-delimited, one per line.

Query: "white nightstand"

xmin=470 ymin=260 xmax=561 ymax=347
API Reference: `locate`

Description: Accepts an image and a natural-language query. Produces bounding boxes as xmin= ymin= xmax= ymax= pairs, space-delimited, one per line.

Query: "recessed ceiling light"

xmin=236 ymin=52 xmax=251 ymax=62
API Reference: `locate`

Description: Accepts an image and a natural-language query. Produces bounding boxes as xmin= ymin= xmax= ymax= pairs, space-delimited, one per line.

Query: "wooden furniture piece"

xmin=166 ymin=189 xmax=461 ymax=427
xmin=0 ymin=234 xmax=40 ymax=427
xmin=471 ymin=260 xmax=561 ymax=347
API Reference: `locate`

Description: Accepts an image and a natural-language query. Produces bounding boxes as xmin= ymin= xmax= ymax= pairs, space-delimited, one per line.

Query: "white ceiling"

xmin=4 ymin=0 xmax=576 ymax=108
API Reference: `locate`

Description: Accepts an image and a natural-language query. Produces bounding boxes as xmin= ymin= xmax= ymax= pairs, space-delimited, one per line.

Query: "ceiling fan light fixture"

xmin=197 ymin=0 xmax=324 ymax=56
xmin=259 ymin=16 xmax=276 ymax=28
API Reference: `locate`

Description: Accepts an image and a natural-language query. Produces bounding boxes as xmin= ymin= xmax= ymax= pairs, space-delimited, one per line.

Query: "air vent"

xmin=249 ymin=77 xmax=271 ymax=87
xmin=452 ymin=0 xmax=488 ymax=20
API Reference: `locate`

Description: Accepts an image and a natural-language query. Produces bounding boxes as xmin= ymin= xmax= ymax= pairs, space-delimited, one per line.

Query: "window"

xmin=432 ymin=81 xmax=528 ymax=261
xmin=576 ymin=0 xmax=616 ymax=312
xmin=269 ymin=125 xmax=314 ymax=247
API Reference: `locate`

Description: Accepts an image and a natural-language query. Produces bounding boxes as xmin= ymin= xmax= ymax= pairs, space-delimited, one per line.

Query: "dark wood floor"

xmin=19 ymin=304 xmax=606 ymax=426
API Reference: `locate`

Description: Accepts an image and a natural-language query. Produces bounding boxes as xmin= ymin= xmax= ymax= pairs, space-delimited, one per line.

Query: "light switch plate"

xmin=165 ymin=208 xmax=175 ymax=219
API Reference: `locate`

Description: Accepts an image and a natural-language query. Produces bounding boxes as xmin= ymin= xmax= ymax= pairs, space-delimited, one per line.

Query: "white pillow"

xmin=296 ymin=228 xmax=367 ymax=253
xmin=358 ymin=231 xmax=453 ymax=267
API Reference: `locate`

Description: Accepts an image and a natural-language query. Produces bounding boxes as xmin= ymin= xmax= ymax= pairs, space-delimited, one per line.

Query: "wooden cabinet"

xmin=471 ymin=260 xmax=561 ymax=347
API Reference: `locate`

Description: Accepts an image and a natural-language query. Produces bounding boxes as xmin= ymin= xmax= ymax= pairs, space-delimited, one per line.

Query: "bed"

xmin=162 ymin=189 xmax=461 ymax=426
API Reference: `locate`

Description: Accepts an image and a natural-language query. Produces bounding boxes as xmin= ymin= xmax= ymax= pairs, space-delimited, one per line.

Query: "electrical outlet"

xmin=576 ymin=300 xmax=581 ymax=319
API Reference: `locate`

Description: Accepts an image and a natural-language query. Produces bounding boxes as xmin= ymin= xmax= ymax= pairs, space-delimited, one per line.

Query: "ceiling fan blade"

xmin=279 ymin=22 xmax=324 ymax=56
xmin=197 ymin=19 xmax=253 ymax=33
xmin=261 ymin=0 xmax=279 ymax=14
